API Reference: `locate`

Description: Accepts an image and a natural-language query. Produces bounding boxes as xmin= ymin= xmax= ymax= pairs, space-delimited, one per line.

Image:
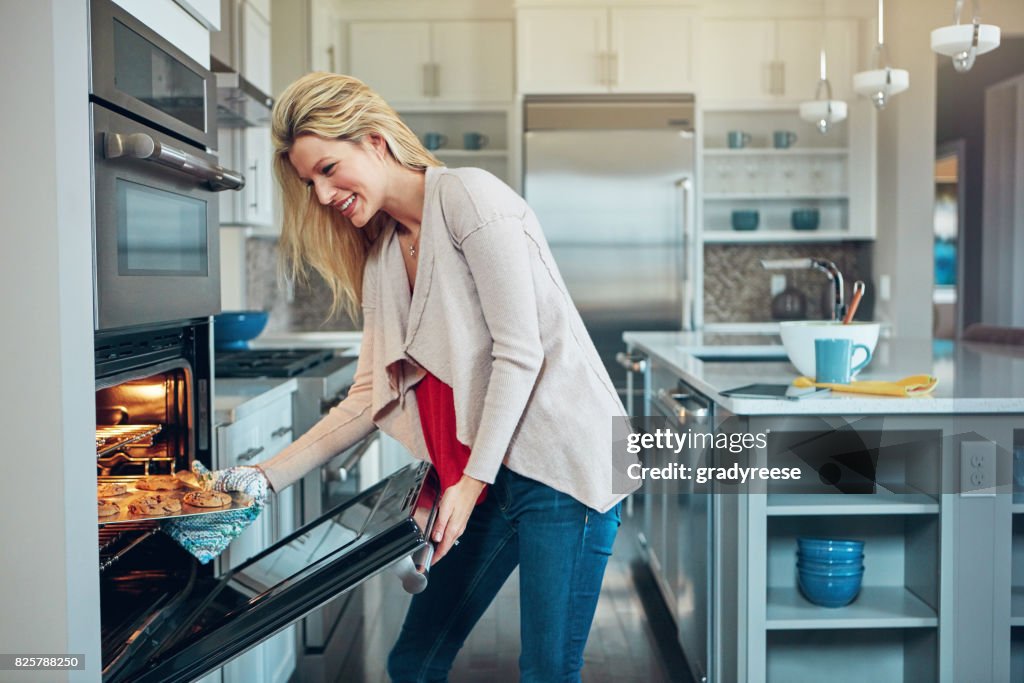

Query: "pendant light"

xmin=931 ymin=0 xmax=1001 ymax=73
xmin=853 ymin=0 xmax=909 ymax=109
xmin=800 ymin=49 xmax=847 ymax=134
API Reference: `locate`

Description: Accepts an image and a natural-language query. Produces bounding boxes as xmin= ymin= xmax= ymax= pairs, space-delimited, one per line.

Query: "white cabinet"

xmin=517 ymin=6 xmax=696 ymax=94
xmin=240 ymin=1 xmax=272 ymax=95
xmin=699 ymin=18 xmax=859 ymax=105
xmin=348 ymin=20 xmax=514 ymax=107
xmin=215 ymin=387 xmax=297 ymax=683
xmin=219 ymin=126 xmax=276 ymax=230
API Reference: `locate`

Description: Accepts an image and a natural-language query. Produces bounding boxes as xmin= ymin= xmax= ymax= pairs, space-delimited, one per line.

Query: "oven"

xmin=89 ymin=0 xmax=242 ymax=331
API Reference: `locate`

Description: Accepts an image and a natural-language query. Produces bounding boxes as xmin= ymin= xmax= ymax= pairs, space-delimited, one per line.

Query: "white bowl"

xmin=779 ymin=321 xmax=881 ymax=379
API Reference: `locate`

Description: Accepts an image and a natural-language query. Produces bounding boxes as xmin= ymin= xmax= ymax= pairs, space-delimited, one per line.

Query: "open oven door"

xmin=105 ymin=462 xmax=436 ymax=683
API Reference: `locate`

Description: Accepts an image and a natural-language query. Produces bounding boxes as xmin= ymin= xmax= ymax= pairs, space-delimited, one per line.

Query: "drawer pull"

xmin=271 ymin=425 xmax=292 ymax=439
xmin=237 ymin=446 xmax=265 ymax=462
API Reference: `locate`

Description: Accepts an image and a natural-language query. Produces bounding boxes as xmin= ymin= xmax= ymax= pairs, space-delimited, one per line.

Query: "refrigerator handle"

xmin=677 ymin=176 xmax=695 ymax=331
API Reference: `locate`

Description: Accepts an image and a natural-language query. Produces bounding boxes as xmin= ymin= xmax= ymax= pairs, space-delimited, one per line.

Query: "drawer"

xmin=217 ymin=392 xmax=294 ymax=468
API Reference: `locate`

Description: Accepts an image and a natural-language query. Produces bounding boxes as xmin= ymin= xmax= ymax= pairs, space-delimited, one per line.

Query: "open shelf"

xmin=704 ymin=148 xmax=849 ymax=156
xmin=703 ymin=230 xmax=863 ymax=244
xmin=704 ymin=192 xmax=849 ymax=200
xmin=767 ymin=491 xmax=940 ymax=516
xmin=766 ymin=586 xmax=938 ymax=630
xmin=767 ymin=628 xmax=937 ymax=683
xmin=431 ymin=148 xmax=508 ymax=158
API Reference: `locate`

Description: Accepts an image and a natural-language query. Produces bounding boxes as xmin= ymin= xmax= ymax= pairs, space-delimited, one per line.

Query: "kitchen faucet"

xmin=760 ymin=258 xmax=846 ymax=321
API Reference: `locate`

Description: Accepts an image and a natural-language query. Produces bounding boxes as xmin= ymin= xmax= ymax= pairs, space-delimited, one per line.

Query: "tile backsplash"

xmin=246 ymin=237 xmax=360 ymax=332
xmin=703 ymin=243 xmax=873 ymax=323
xmin=246 ymin=237 xmax=872 ymax=331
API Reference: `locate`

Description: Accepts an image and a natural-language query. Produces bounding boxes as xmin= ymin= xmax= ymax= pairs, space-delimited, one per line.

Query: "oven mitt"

xmin=161 ymin=462 xmax=270 ymax=564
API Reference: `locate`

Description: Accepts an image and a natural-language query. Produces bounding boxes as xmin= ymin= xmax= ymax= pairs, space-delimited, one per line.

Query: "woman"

xmin=198 ymin=72 xmax=637 ymax=682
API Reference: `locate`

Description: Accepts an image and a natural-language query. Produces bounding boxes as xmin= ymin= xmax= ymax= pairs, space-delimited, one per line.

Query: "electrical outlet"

xmin=960 ymin=441 xmax=997 ymax=497
xmin=770 ymin=274 xmax=786 ymax=296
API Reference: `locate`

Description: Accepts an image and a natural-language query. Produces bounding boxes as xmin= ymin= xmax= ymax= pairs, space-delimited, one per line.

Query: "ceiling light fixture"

xmin=931 ymin=0 xmax=1001 ymax=73
xmin=800 ymin=49 xmax=847 ymax=134
xmin=853 ymin=0 xmax=909 ymax=109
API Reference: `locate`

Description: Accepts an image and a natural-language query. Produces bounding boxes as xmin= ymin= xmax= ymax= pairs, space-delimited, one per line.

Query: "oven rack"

xmin=99 ymin=522 xmax=159 ymax=572
xmin=96 ymin=424 xmax=162 ymax=457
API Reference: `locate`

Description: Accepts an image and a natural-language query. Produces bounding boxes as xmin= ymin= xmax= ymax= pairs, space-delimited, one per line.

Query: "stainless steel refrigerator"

xmin=523 ymin=95 xmax=697 ymax=397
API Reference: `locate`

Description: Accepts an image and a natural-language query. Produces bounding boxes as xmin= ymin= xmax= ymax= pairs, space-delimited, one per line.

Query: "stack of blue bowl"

xmin=796 ymin=538 xmax=864 ymax=608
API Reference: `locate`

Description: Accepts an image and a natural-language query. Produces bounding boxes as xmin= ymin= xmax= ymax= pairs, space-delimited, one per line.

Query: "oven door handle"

xmin=104 ymin=131 xmax=246 ymax=192
xmin=336 ymin=436 xmax=375 ymax=482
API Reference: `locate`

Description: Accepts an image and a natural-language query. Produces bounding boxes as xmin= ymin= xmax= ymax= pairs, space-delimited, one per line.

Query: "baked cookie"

xmin=136 ymin=475 xmax=184 ymax=491
xmin=97 ymin=483 xmax=128 ymax=498
xmin=98 ymin=500 xmax=120 ymax=518
xmin=182 ymin=490 xmax=233 ymax=508
xmin=127 ymin=493 xmax=183 ymax=516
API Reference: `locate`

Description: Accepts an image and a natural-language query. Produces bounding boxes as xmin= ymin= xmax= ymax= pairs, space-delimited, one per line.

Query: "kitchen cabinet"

xmin=624 ymin=332 xmax=1024 ymax=682
xmin=218 ymin=125 xmax=277 ymax=230
xmin=212 ymin=0 xmax=271 ymax=94
xmin=113 ymin=0 xmax=211 ymax=66
xmin=699 ymin=18 xmax=858 ymax=105
xmin=517 ymin=6 xmax=696 ymax=94
xmin=215 ymin=381 xmax=298 ymax=683
xmin=699 ymin=104 xmax=876 ymax=243
xmin=348 ymin=20 xmax=514 ymax=106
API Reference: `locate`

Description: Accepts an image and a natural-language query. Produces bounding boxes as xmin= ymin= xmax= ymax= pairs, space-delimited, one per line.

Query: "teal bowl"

xmin=791 ymin=209 xmax=820 ymax=230
xmin=732 ymin=210 xmax=759 ymax=231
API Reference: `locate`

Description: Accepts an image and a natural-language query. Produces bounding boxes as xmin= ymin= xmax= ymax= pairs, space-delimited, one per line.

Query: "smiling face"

xmin=287 ymin=133 xmax=390 ymax=228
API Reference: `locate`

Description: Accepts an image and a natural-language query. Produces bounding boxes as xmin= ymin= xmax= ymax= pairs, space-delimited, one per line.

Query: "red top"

xmin=415 ymin=371 xmax=488 ymax=505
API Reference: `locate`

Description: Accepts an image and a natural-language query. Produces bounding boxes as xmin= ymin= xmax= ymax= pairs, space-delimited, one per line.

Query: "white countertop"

xmin=214 ymin=377 xmax=299 ymax=426
xmin=249 ymin=331 xmax=363 ymax=354
xmin=623 ymin=331 xmax=1024 ymax=415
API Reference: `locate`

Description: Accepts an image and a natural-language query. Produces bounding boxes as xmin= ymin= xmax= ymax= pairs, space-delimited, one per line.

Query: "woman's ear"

xmin=366 ymin=133 xmax=388 ymax=161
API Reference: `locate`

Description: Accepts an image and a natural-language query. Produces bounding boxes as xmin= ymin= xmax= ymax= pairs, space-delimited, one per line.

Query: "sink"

xmin=685 ymin=346 xmax=788 ymax=363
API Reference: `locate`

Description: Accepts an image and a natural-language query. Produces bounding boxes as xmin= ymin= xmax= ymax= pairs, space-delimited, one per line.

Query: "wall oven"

xmin=90 ymin=0 xmax=242 ymax=331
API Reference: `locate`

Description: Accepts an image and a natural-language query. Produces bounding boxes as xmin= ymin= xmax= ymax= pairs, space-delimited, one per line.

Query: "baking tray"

xmin=97 ymin=475 xmax=254 ymax=526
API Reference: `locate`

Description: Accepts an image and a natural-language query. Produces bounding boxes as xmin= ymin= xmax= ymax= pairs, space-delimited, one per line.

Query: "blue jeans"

xmin=386 ymin=466 xmax=622 ymax=683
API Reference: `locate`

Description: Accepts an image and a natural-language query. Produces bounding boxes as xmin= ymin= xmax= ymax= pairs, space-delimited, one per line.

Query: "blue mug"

xmin=423 ymin=132 xmax=448 ymax=151
xmin=463 ymin=132 xmax=489 ymax=150
xmin=773 ymin=130 xmax=798 ymax=149
xmin=727 ymin=131 xmax=752 ymax=149
xmin=815 ymin=338 xmax=871 ymax=384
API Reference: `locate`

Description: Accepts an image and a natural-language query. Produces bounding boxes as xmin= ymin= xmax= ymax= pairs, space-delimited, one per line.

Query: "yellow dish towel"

xmin=793 ymin=374 xmax=939 ymax=397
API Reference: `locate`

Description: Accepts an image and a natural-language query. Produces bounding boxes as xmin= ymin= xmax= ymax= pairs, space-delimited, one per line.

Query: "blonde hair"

xmin=271 ymin=72 xmax=441 ymax=320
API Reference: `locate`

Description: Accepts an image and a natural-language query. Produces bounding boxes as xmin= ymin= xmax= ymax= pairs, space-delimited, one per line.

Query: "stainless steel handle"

xmin=104 ymin=132 xmax=245 ymax=191
xmin=237 ymin=446 xmax=265 ymax=462
xmin=270 ymin=425 xmax=291 ymax=439
xmin=337 ymin=436 xmax=376 ymax=482
xmin=677 ymin=176 xmax=695 ymax=331
xmin=616 ymin=351 xmax=648 ymax=373
xmin=656 ymin=388 xmax=710 ymax=423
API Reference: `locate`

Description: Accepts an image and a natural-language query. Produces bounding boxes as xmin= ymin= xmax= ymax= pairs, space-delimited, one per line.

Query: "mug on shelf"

xmin=773 ymin=130 xmax=798 ymax=149
xmin=463 ymin=132 xmax=489 ymax=150
xmin=727 ymin=131 xmax=753 ymax=149
xmin=423 ymin=132 xmax=448 ymax=151
xmin=814 ymin=338 xmax=872 ymax=384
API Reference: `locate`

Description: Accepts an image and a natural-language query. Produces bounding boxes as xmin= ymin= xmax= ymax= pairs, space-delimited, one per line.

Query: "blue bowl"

xmin=797 ymin=538 xmax=864 ymax=551
xmin=798 ymin=547 xmax=865 ymax=563
xmin=798 ymin=571 xmax=863 ymax=607
xmin=797 ymin=561 xmax=865 ymax=576
xmin=214 ymin=311 xmax=269 ymax=350
xmin=731 ymin=210 xmax=759 ymax=231
xmin=791 ymin=209 xmax=820 ymax=230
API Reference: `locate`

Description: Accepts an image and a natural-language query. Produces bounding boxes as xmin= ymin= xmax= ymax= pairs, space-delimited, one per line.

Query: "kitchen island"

xmin=622 ymin=331 xmax=1024 ymax=683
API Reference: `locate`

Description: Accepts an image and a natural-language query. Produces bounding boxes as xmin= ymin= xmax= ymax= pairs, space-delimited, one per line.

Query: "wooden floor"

xmin=332 ymin=503 xmax=695 ymax=683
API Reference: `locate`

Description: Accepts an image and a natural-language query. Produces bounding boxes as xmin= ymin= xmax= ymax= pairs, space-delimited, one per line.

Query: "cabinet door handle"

xmin=248 ymin=159 xmax=258 ymax=210
xmin=597 ymin=52 xmax=607 ymax=86
xmin=237 ymin=446 xmax=265 ymax=462
xmin=422 ymin=63 xmax=432 ymax=97
xmin=432 ymin=63 xmax=441 ymax=97
xmin=777 ymin=61 xmax=785 ymax=96
xmin=608 ymin=52 xmax=619 ymax=88
xmin=271 ymin=425 xmax=292 ymax=438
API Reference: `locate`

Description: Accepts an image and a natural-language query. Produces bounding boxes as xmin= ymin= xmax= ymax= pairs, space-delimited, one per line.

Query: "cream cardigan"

xmin=260 ymin=167 xmax=638 ymax=513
